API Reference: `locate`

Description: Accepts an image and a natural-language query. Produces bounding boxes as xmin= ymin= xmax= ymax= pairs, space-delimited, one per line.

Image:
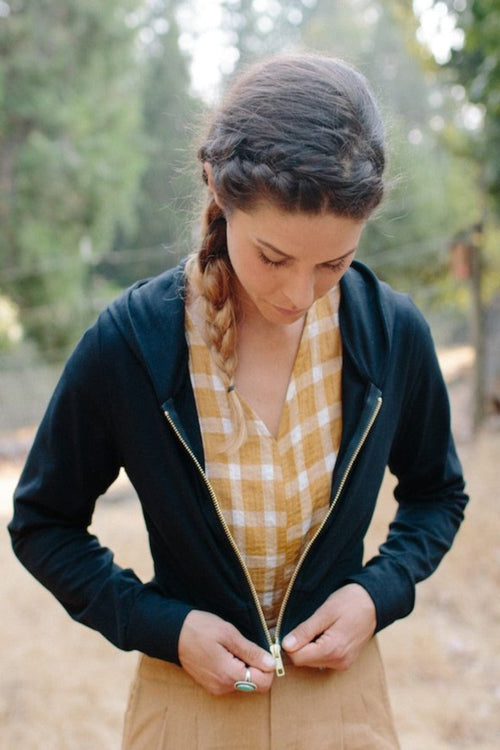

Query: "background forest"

xmin=1 ymin=4 xmax=500 ymax=749
xmin=1 ymin=0 xmax=500 ymax=424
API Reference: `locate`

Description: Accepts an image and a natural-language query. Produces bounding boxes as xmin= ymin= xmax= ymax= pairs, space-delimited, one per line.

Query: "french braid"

xmin=185 ymin=198 xmax=247 ymax=450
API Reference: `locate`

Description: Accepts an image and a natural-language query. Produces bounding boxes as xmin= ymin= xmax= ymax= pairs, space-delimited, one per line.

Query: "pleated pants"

xmin=122 ymin=637 xmax=400 ymax=750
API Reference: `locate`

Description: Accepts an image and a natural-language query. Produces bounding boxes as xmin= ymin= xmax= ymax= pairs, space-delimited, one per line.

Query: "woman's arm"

xmin=8 ymin=324 xmax=192 ymax=664
xmin=284 ymin=307 xmax=468 ymax=666
xmin=349 ymin=312 xmax=468 ymax=632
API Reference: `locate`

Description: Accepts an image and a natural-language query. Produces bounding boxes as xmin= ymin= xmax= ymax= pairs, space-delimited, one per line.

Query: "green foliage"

xmin=217 ymin=0 xmax=317 ymax=71
xmin=447 ymin=0 xmax=500 ymax=209
xmin=300 ymin=0 xmax=481 ymax=314
xmin=112 ymin=2 xmax=201 ymax=286
xmin=0 ymin=294 xmax=22 ymax=351
xmin=416 ymin=0 xmax=500 ymax=345
xmin=361 ymin=116 xmax=481 ymax=300
xmin=0 ymin=0 xmax=144 ymax=356
xmin=2 ymin=0 xmax=493 ymax=360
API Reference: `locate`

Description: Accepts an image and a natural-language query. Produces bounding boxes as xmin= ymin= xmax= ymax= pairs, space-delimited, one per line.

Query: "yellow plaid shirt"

xmin=186 ymin=286 xmax=342 ymax=628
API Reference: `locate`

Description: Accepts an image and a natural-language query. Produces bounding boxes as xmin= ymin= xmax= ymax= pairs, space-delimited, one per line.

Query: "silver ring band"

xmin=234 ymin=667 xmax=257 ymax=692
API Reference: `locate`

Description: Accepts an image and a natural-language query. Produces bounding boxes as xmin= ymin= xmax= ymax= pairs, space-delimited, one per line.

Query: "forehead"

xmin=230 ymin=204 xmax=365 ymax=260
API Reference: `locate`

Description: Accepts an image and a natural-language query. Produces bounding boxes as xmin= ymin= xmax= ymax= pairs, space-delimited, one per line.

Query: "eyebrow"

xmin=255 ymin=238 xmax=358 ymax=264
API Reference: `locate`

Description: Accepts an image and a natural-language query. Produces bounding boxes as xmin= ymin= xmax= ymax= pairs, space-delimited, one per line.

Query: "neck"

xmin=237 ymin=308 xmax=306 ymax=345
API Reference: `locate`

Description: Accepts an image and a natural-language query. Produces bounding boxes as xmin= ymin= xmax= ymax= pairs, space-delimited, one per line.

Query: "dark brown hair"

xmin=199 ymin=53 xmax=385 ymax=219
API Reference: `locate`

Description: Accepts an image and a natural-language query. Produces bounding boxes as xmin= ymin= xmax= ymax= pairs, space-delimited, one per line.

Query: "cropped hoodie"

xmin=9 ymin=260 xmax=468 ymax=670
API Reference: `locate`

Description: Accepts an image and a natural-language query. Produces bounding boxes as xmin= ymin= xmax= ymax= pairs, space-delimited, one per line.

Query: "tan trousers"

xmin=122 ymin=637 xmax=400 ymax=750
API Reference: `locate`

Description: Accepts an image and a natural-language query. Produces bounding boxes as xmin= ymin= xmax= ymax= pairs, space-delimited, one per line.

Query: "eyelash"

xmin=258 ymin=251 xmax=347 ymax=273
xmin=258 ymin=252 xmax=286 ymax=268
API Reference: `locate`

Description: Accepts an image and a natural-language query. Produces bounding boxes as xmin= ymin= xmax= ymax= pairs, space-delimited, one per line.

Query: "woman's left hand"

xmin=281 ymin=583 xmax=377 ymax=671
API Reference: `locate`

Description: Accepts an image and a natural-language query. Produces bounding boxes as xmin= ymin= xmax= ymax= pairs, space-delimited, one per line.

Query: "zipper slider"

xmin=270 ymin=642 xmax=285 ymax=677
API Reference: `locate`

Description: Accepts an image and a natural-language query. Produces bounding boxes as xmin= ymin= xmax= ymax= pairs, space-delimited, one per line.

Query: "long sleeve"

xmin=347 ymin=310 xmax=468 ymax=631
xmin=8 ymin=323 xmax=192 ymax=663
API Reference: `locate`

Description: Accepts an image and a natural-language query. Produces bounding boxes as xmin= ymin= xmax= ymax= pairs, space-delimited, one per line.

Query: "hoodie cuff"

xmin=345 ymin=556 xmax=416 ymax=632
xmin=125 ymin=584 xmax=193 ymax=664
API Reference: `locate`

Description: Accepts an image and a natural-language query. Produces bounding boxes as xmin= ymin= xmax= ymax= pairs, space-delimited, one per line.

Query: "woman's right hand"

xmin=178 ymin=609 xmax=276 ymax=695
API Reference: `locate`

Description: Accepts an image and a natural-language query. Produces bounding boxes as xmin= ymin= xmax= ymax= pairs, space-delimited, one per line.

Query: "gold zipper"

xmin=273 ymin=395 xmax=383 ymax=644
xmin=164 ymin=394 xmax=381 ymax=678
xmin=163 ymin=411 xmax=278 ymax=668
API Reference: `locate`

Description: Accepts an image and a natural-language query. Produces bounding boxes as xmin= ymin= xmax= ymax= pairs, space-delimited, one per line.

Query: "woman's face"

xmin=225 ymin=203 xmax=365 ymax=327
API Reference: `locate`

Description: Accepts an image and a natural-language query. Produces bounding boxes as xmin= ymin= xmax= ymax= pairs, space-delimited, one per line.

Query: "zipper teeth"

xmin=165 ymin=395 xmax=382 ymax=655
xmin=163 ymin=411 xmax=274 ymax=650
xmin=274 ymin=395 xmax=383 ymax=641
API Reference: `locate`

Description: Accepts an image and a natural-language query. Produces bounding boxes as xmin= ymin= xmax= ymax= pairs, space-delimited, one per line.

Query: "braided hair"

xmin=186 ymin=53 xmax=385 ymax=449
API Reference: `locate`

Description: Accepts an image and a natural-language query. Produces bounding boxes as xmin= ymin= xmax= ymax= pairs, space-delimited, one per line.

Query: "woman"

xmin=9 ymin=54 xmax=468 ymax=749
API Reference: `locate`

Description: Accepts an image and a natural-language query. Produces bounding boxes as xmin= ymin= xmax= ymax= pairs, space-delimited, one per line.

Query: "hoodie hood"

xmin=107 ymin=259 xmax=395 ymax=406
xmin=108 ymin=263 xmax=188 ymax=404
xmin=339 ymin=260 xmax=395 ymax=388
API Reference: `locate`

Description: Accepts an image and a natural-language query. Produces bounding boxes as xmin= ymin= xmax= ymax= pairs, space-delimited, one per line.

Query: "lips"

xmin=272 ymin=304 xmax=307 ymax=318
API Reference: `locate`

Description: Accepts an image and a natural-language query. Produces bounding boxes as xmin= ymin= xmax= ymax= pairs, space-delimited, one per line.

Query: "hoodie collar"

xmin=339 ymin=260 xmax=393 ymax=388
xmin=108 ymin=259 xmax=393 ymax=404
xmin=108 ymin=263 xmax=189 ymax=404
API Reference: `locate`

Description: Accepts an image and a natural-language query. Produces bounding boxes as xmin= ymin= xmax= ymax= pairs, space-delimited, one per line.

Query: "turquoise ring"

xmin=234 ymin=667 xmax=257 ymax=692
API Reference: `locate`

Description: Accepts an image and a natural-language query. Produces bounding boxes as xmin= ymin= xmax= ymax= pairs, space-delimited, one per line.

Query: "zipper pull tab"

xmin=270 ymin=642 xmax=285 ymax=677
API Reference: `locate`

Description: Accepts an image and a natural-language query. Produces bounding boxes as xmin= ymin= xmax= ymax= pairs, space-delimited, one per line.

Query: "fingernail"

xmin=282 ymin=634 xmax=296 ymax=650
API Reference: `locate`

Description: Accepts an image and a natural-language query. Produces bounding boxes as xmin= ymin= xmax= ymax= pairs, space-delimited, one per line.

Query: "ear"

xmin=203 ymin=162 xmax=225 ymax=210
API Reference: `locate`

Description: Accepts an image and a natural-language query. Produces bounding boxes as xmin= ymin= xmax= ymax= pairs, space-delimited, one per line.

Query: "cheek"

xmin=314 ymin=275 xmax=339 ymax=298
xmin=229 ymin=252 xmax=267 ymax=294
xmin=315 ymin=264 xmax=353 ymax=297
xmin=237 ymin=253 xmax=273 ymax=289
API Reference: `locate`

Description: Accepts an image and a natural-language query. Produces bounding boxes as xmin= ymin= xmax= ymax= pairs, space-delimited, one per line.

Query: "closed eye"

xmin=258 ymin=251 xmax=288 ymax=268
xmin=321 ymin=258 xmax=348 ymax=273
xmin=258 ymin=248 xmax=355 ymax=272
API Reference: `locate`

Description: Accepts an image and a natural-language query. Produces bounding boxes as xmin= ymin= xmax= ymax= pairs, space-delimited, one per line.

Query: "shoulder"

xmin=64 ymin=263 xmax=187 ymax=388
xmin=340 ymin=261 xmax=436 ymax=384
xmin=343 ymin=260 xmax=430 ymax=335
xmin=108 ymin=263 xmax=186 ymax=328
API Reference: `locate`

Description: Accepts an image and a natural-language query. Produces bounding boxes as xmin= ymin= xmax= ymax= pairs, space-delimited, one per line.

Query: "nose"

xmin=283 ymin=270 xmax=316 ymax=310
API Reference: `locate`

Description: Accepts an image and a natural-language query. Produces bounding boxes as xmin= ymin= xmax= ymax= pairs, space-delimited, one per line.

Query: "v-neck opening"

xmin=185 ymin=286 xmax=341 ymax=445
xmin=233 ymin=311 xmax=312 ymax=444
xmin=185 ymin=286 xmax=343 ymax=628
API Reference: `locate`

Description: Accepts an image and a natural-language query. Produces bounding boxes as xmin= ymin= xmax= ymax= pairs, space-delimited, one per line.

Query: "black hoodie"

xmin=8 ymin=261 xmax=468 ymax=666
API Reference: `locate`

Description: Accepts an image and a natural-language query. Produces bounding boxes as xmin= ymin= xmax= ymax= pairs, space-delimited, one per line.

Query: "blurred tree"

xmin=435 ymin=0 xmax=500 ymax=211
xmin=415 ymin=0 xmax=500 ymax=423
xmin=301 ymin=0 xmax=480 ymax=312
xmin=411 ymin=0 xmax=500 ymax=276
xmin=183 ymin=0 xmax=485 ymax=328
xmin=108 ymin=0 xmax=201 ymax=286
xmin=0 ymin=0 xmax=144 ymax=357
xmin=217 ymin=0 xmax=317 ymax=71
xmin=190 ymin=0 xmax=480 ymax=313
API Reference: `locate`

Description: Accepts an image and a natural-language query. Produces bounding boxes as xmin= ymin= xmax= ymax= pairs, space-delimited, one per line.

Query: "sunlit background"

xmin=1 ymin=5 xmax=500 ymax=749
xmin=1 ymin=0 xmax=499 ymax=431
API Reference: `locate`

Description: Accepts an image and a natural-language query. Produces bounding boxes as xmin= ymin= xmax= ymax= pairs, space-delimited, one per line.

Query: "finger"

xmin=282 ymin=608 xmax=336 ymax=653
xmin=286 ymin=629 xmax=352 ymax=670
xmin=182 ymin=646 xmax=267 ymax=696
xmin=223 ymin=626 xmax=275 ymax=673
xmin=230 ymin=660 xmax=274 ymax=693
xmin=178 ymin=611 xmax=275 ymax=694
